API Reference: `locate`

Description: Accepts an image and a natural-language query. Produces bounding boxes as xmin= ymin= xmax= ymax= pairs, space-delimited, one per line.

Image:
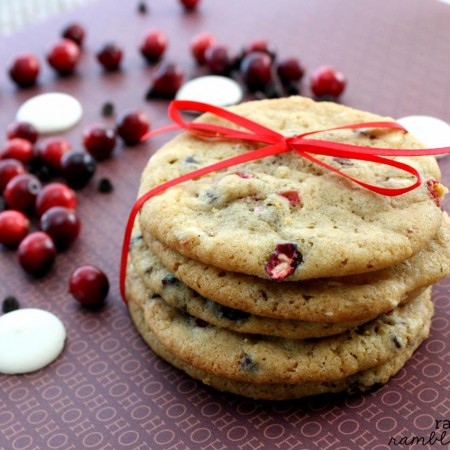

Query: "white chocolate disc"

xmin=175 ymin=75 xmax=243 ymax=108
xmin=16 ymin=92 xmax=83 ymax=134
xmin=0 ymin=308 xmax=66 ymax=374
xmin=397 ymin=115 xmax=450 ymax=160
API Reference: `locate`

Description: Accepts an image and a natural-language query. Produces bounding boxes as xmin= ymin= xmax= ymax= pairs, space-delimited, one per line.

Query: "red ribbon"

xmin=120 ymin=99 xmax=450 ymax=302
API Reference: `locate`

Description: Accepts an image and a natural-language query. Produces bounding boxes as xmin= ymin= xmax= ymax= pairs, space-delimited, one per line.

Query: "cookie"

xmin=128 ymin=290 xmax=432 ymax=400
xmin=128 ymin=255 xmax=368 ymax=339
xmin=138 ymin=96 xmax=445 ymax=281
xmin=126 ymin=267 xmax=432 ymax=384
xmin=130 ymin=214 xmax=450 ymax=322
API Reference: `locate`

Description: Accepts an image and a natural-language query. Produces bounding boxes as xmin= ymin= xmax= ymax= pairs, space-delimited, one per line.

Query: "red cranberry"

xmin=0 ymin=210 xmax=29 ymax=248
xmin=146 ymin=62 xmax=184 ymax=99
xmin=179 ymin=0 xmax=200 ymax=11
xmin=277 ymin=57 xmax=304 ymax=84
xmin=0 ymin=159 xmax=26 ymax=193
xmin=426 ymin=179 xmax=443 ymax=208
xmin=1 ymin=138 xmax=34 ymax=164
xmin=243 ymin=39 xmax=276 ymax=61
xmin=265 ymin=243 xmax=302 ymax=280
xmin=6 ymin=121 xmax=39 ymax=143
xmin=47 ymin=39 xmax=81 ymax=76
xmin=40 ymin=206 xmax=80 ymax=251
xmin=18 ymin=231 xmax=56 ymax=277
xmin=96 ymin=43 xmax=123 ymax=71
xmin=116 ymin=110 xmax=150 ymax=145
xmin=61 ymin=151 xmax=96 ymax=190
xmin=234 ymin=171 xmax=253 ymax=179
xmin=240 ymin=51 xmax=273 ymax=92
xmin=82 ymin=124 xmax=116 ymax=160
xmin=140 ymin=30 xmax=168 ymax=64
xmin=190 ymin=32 xmax=216 ymax=65
xmin=37 ymin=138 xmax=72 ymax=170
xmin=8 ymin=53 xmax=40 ymax=88
xmin=4 ymin=174 xmax=41 ymax=213
xmin=35 ymin=182 xmax=77 ymax=217
xmin=204 ymin=44 xmax=231 ymax=75
xmin=69 ymin=265 xmax=109 ymax=307
xmin=310 ymin=65 xmax=347 ymax=98
xmin=61 ymin=23 xmax=85 ymax=47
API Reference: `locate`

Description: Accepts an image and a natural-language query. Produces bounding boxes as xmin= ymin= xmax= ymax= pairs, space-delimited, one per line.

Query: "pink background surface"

xmin=0 ymin=0 xmax=449 ymax=448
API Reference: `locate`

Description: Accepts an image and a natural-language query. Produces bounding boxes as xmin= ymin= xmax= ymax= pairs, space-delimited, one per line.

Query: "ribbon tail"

xmin=140 ymin=123 xmax=180 ymax=142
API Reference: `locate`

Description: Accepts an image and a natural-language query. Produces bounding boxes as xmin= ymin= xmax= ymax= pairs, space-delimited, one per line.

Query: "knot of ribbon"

xmin=120 ymin=99 xmax=450 ymax=302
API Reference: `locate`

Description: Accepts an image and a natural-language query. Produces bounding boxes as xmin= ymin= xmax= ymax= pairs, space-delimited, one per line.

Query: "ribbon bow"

xmin=120 ymin=99 xmax=450 ymax=301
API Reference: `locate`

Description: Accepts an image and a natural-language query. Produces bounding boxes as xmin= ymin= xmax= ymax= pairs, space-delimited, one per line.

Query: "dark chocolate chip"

xmin=194 ymin=318 xmax=209 ymax=328
xmin=205 ymin=190 xmax=219 ymax=203
xmin=392 ymin=335 xmax=402 ymax=349
xmin=97 ymin=177 xmax=114 ymax=193
xmin=258 ymin=290 xmax=268 ymax=301
xmin=184 ymin=156 xmax=199 ymax=164
xmin=162 ymin=274 xmax=179 ymax=287
xmin=129 ymin=235 xmax=143 ymax=250
xmin=2 ymin=296 xmax=20 ymax=313
xmin=101 ymin=102 xmax=115 ymax=117
xmin=137 ymin=0 xmax=148 ymax=14
xmin=239 ymin=353 xmax=258 ymax=372
xmin=212 ymin=302 xmax=250 ymax=322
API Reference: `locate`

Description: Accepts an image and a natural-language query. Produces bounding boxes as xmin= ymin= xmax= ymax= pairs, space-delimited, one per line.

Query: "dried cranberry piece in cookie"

xmin=279 ymin=190 xmax=301 ymax=206
xmin=265 ymin=243 xmax=302 ymax=280
xmin=234 ymin=171 xmax=253 ymax=179
xmin=426 ymin=179 xmax=447 ymax=209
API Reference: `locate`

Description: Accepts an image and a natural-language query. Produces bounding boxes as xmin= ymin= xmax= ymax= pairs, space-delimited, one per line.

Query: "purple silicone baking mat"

xmin=1 ymin=0 xmax=449 ymax=448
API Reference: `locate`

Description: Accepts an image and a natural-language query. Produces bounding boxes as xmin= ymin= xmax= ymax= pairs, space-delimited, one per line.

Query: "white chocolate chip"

xmin=0 ymin=309 xmax=66 ymax=374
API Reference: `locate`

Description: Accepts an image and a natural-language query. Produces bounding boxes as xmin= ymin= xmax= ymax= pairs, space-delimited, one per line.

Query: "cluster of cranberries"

xmin=8 ymin=23 xmax=84 ymax=86
xmin=7 ymin=0 xmax=201 ymax=89
xmin=191 ymin=35 xmax=346 ymax=100
xmin=7 ymin=4 xmax=345 ymax=105
xmin=143 ymin=31 xmax=346 ymax=101
xmin=0 ymin=117 xmax=135 ymax=306
xmin=2 ymin=0 xmax=345 ymax=312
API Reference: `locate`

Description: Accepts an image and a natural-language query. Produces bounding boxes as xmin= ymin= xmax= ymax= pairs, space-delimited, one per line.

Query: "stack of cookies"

xmin=126 ymin=97 xmax=450 ymax=400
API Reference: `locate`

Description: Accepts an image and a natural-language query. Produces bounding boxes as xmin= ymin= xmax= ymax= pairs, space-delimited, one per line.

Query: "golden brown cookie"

xmin=138 ymin=97 xmax=445 ymax=281
xmin=129 ymin=214 xmax=450 ymax=322
xmin=126 ymin=267 xmax=433 ymax=385
xmin=128 ymin=289 xmax=432 ymax=400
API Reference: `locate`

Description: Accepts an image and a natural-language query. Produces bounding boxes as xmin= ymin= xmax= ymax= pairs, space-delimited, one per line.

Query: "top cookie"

xmin=138 ymin=97 xmax=444 ymax=280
